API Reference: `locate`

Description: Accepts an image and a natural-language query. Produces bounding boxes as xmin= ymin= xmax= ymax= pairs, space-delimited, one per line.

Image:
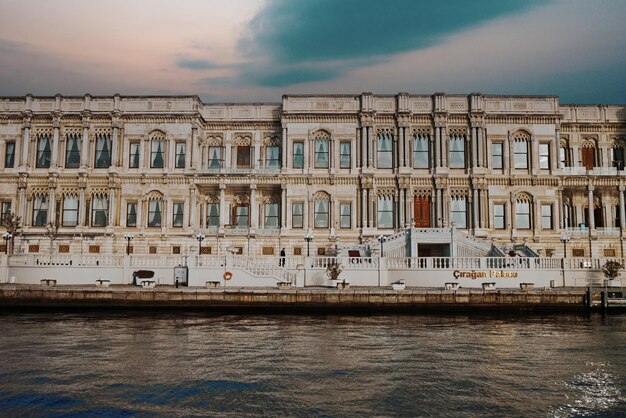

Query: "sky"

xmin=0 ymin=0 xmax=624 ymax=104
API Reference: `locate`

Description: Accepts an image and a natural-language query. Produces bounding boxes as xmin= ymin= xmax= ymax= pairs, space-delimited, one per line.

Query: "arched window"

xmin=450 ymin=196 xmax=467 ymax=229
xmin=36 ymin=133 xmax=51 ymax=168
xmin=559 ymin=138 xmax=570 ymax=168
xmin=611 ymin=140 xmax=625 ymax=170
xmin=62 ymin=195 xmax=79 ymax=226
xmin=515 ymin=195 xmax=532 ymax=229
xmin=377 ymin=195 xmax=394 ymax=228
xmin=65 ymin=133 xmax=81 ymax=168
xmin=313 ymin=131 xmax=330 ymax=169
xmin=448 ymin=133 xmax=466 ymax=169
xmin=413 ymin=133 xmax=429 ymax=169
xmin=94 ymin=133 xmax=112 ymax=168
xmin=32 ymin=194 xmax=48 ymax=226
xmin=313 ymin=192 xmax=330 ymax=228
xmin=581 ymin=139 xmax=596 ymax=170
xmin=377 ymin=131 xmax=393 ymax=168
xmin=148 ymin=199 xmax=163 ymax=227
xmin=91 ymin=194 xmax=109 ymax=227
xmin=513 ymin=132 xmax=530 ymax=170
xmin=150 ymin=132 xmax=166 ymax=168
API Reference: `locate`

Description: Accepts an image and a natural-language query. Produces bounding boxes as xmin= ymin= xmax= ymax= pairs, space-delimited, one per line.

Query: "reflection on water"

xmin=0 ymin=312 xmax=624 ymax=417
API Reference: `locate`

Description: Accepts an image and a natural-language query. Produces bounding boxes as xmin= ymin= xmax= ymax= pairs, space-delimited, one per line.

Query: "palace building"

xmin=0 ymin=93 xmax=625 ymax=259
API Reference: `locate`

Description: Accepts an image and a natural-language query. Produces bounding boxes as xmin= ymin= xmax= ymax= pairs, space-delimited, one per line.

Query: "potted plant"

xmin=326 ymin=260 xmax=347 ymax=288
xmin=601 ymin=260 xmax=623 ymax=287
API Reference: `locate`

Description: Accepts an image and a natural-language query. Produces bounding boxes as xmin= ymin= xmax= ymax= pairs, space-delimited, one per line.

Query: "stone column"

xmin=399 ymin=188 xmax=405 ymax=226
xmin=108 ymin=188 xmax=116 ymax=227
xmin=588 ymin=186 xmax=595 ymax=229
xmin=361 ymin=188 xmax=367 ymax=228
xmin=111 ymin=123 xmax=119 ymax=167
xmin=49 ymin=188 xmax=56 ymax=224
xmin=78 ymin=188 xmax=85 ymax=226
xmin=558 ymin=189 xmax=564 ymax=230
xmin=51 ymin=117 xmax=60 ymax=169
xmin=139 ymin=138 xmax=146 ymax=170
xmin=281 ymin=185 xmax=287 ymax=229
xmin=553 ymin=127 xmax=560 ymax=170
xmin=253 ymin=135 xmax=261 ymax=170
xmin=473 ymin=189 xmax=479 ymax=231
xmin=506 ymin=134 xmax=513 ymax=175
xmin=531 ymin=135 xmax=539 ymax=175
xmin=250 ymin=184 xmax=257 ymax=228
xmin=435 ymin=127 xmax=441 ymax=167
xmin=189 ymin=187 xmax=197 ymax=228
xmin=471 ymin=127 xmax=477 ymax=168
xmin=620 ymin=186 xmax=626 ymax=229
xmin=219 ymin=184 xmax=226 ymax=228
xmin=80 ymin=122 xmax=89 ymax=168
xmin=366 ymin=127 xmax=373 ymax=168
xmin=17 ymin=188 xmax=26 ymax=224
xmin=282 ymin=126 xmax=287 ymax=169
xmin=21 ymin=121 xmax=30 ymax=167
xmin=441 ymin=129 xmax=448 ymax=167
xmin=477 ymin=126 xmax=484 ymax=167
xmin=191 ymin=125 xmax=199 ymax=169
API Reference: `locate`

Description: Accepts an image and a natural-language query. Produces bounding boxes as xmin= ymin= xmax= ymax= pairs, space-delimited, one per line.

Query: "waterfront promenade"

xmin=0 ymin=283 xmax=605 ymax=312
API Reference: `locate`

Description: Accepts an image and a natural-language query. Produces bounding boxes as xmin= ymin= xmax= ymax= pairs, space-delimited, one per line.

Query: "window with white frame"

xmin=413 ymin=134 xmax=429 ymax=168
xmin=62 ymin=196 xmax=79 ymax=227
xmin=450 ymin=196 xmax=467 ymax=229
xmin=126 ymin=202 xmax=137 ymax=227
xmin=266 ymin=146 xmax=280 ymax=169
xmin=448 ymin=135 xmax=465 ymax=168
xmin=494 ymin=203 xmax=505 ymax=229
xmin=293 ymin=142 xmax=304 ymax=168
xmin=292 ymin=202 xmax=303 ymax=228
xmin=1 ymin=201 xmax=11 ymax=221
xmin=129 ymin=143 xmax=140 ymax=168
xmin=148 ymin=200 xmax=162 ymax=227
xmin=5 ymin=141 xmax=15 ymax=168
xmin=340 ymin=142 xmax=351 ymax=169
xmin=65 ymin=134 xmax=81 ymax=168
xmin=94 ymin=133 xmax=112 ymax=168
xmin=314 ymin=138 xmax=329 ymax=168
xmin=541 ymin=204 xmax=553 ymax=229
xmin=33 ymin=195 xmax=48 ymax=226
xmin=234 ymin=205 xmax=249 ymax=228
xmin=516 ymin=199 xmax=531 ymax=229
xmin=377 ymin=133 xmax=393 ymax=168
xmin=377 ymin=196 xmax=393 ymax=228
xmin=175 ymin=143 xmax=186 ymax=169
xmin=91 ymin=195 xmax=109 ymax=227
xmin=172 ymin=202 xmax=184 ymax=227
xmin=208 ymin=146 xmax=222 ymax=169
xmin=539 ymin=143 xmax=550 ymax=169
xmin=151 ymin=139 xmax=165 ymax=168
xmin=206 ymin=203 xmax=219 ymax=228
xmin=314 ymin=200 xmax=329 ymax=228
xmin=36 ymin=134 xmax=51 ymax=168
xmin=340 ymin=202 xmax=351 ymax=228
xmin=265 ymin=203 xmax=279 ymax=228
xmin=492 ymin=143 xmax=503 ymax=169
xmin=513 ymin=136 xmax=529 ymax=169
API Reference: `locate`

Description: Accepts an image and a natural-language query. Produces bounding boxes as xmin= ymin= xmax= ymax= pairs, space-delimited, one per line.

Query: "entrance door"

xmin=414 ymin=196 xmax=431 ymax=227
xmin=582 ymin=147 xmax=595 ymax=170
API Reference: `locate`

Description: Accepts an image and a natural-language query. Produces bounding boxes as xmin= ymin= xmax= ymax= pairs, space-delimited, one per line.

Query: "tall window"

xmin=413 ymin=135 xmax=429 ymax=168
xmin=129 ymin=143 xmax=140 ymax=168
xmin=65 ymin=134 xmax=81 ymax=168
xmin=208 ymin=146 xmax=222 ymax=169
xmin=206 ymin=203 xmax=219 ymax=228
xmin=292 ymin=202 xmax=303 ymax=228
xmin=514 ymin=138 xmax=528 ymax=169
xmin=612 ymin=146 xmax=625 ymax=170
xmin=234 ymin=206 xmax=249 ymax=228
xmin=494 ymin=203 xmax=505 ymax=229
xmin=265 ymin=203 xmax=279 ymax=228
xmin=36 ymin=134 xmax=51 ymax=168
xmin=175 ymin=143 xmax=186 ymax=168
xmin=340 ymin=142 xmax=351 ymax=169
xmin=126 ymin=202 xmax=137 ymax=227
xmin=516 ymin=199 xmax=531 ymax=229
xmin=91 ymin=195 xmax=108 ymax=227
xmin=377 ymin=196 xmax=393 ymax=228
xmin=5 ymin=141 xmax=15 ymax=168
xmin=172 ymin=202 xmax=184 ymax=227
xmin=94 ymin=133 xmax=111 ymax=168
xmin=314 ymin=138 xmax=329 ymax=168
xmin=559 ymin=143 xmax=569 ymax=168
xmin=563 ymin=203 xmax=571 ymax=228
xmin=377 ymin=133 xmax=392 ymax=168
xmin=151 ymin=139 xmax=165 ymax=168
xmin=581 ymin=143 xmax=596 ymax=170
xmin=314 ymin=200 xmax=329 ymax=228
xmin=293 ymin=142 xmax=304 ymax=168
xmin=62 ymin=196 xmax=78 ymax=227
xmin=33 ymin=195 xmax=48 ymax=226
xmin=340 ymin=202 xmax=351 ymax=228
xmin=449 ymin=135 xmax=465 ymax=168
xmin=539 ymin=143 xmax=550 ymax=169
xmin=1 ymin=201 xmax=11 ymax=221
xmin=148 ymin=200 xmax=162 ymax=227
xmin=541 ymin=204 xmax=553 ymax=229
xmin=266 ymin=146 xmax=280 ymax=169
xmin=492 ymin=143 xmax=503 ymax=169
xmin=236 ymin=146 xmax=251 ymax=168
xmin=450 ymin=197 xmax=467 ymax=229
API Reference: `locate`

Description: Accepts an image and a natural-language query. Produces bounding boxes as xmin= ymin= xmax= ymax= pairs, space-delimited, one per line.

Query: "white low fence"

xmin=0 ymin=254 xmax=622 ymax=289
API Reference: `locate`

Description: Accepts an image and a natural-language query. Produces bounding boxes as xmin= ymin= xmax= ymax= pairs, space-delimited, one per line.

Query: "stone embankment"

xmin=0 ymin=284 xmax=595 ymax=312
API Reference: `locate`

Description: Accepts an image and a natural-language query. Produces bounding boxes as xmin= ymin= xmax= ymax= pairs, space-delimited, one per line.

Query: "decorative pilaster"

xmin=80 ymin=114 xmax=90 ymax=168
xmin=588 ymin=185 xmax=595 ymax=230
xmin=51 ymin=113 xmax=61 ymax=169
xmin=20 ymin=114 xmax=31 ymax=168
xmin=620 ymin=186 xmax=625 ymax=229
xmin=250 ymin=184 xmax=257 ymax=229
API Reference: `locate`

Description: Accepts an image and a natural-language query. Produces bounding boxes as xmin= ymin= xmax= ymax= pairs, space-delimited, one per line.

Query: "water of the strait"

xmin=0 ymin=311 xmax=624 ymax=417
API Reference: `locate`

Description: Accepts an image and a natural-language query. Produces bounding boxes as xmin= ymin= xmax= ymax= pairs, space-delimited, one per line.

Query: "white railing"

xmin=590 ymin=167 xmax=618 ymax=176
xmin=131 ymin=255 xmax=189 ymax=268
xmin=8 ymin=254 xmax=123 ymax=267
xmin=595 ymin=227 xmax=620 ymax=237
xmin=256 ymin=228 xmax=281 ymax=236
xmin=195 ymin=255 xmax=223 ymax=267
xmin=563 ymin=227 xmax=589 ymax=237
xmin=558 ymin=167 xmax=587 ymax=175
xmin=232 ymin=256 xmax=294 ymax=282
xmin=198 ymin=167 xmax=281 ymax=175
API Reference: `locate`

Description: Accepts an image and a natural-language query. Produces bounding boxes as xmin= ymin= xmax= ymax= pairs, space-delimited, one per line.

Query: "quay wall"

xmin=0 ymin=285 xmax=589 ymax=312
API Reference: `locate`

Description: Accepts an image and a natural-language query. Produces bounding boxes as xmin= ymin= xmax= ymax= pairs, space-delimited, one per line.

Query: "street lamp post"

xmin=377 ymin=235 xmax=385 ymax=287
xmin=195 ymin=233 xmax=206 ymax=255
xmin=2 ymin=232 xmax=12 ymax=255
xmin=560 ymin=233 xmax=570 ymax=287
xmin=304 ymin=229 xmax=313 ymax=257
xmin=124 ymin=233 xmax=134 ymax=255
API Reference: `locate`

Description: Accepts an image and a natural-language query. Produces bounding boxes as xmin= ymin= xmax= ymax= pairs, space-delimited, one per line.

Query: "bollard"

xmin=175 ymin=279 xmax=179 ymax=289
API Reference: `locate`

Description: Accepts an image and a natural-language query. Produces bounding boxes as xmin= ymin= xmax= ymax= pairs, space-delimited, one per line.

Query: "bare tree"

xmin=1 ymin=212 xmax=22 ymax=254
xmin=45 ymin=220 xmax=60 ymax=255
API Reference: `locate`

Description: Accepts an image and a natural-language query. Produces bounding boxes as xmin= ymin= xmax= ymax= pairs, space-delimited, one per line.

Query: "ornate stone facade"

xmin=0 ymin=93 xmax=624 ymax=258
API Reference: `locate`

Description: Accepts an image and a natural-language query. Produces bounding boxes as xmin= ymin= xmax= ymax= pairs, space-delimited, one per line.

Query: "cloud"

xmin=177 ymin=58 xmax=221 ymax=70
